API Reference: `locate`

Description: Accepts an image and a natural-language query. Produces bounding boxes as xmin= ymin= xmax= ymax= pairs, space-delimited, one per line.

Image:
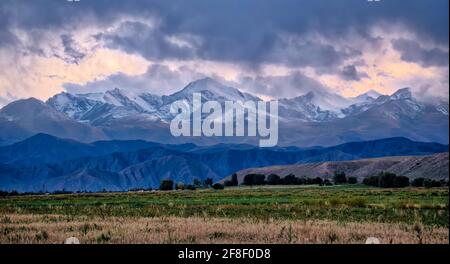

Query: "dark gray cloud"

xmin=64 ymin=64 xmax=206 ymax=95
xmin=1 ymin=0 xmax=448 ymax=64
xmin=96 ymin=21 xmax=197 ymax=61
xmin=340 ymin=65 xmax=369 ymax=81
xmin=60 ymin=34 xmax=86 ymax=64
xmin=96 ymin=21 xmax=355 ymax=69
xmin=392 ymin=38 xmax=449 ymax=67
xmin=64 ymin=64 xmax=328 ymax=99
xmin=235 ymin=72 xmax=330 ymax=98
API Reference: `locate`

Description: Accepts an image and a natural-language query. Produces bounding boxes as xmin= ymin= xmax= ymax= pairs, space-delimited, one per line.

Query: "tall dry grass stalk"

xmin=0 ymin=214 xmax=447 ymax=244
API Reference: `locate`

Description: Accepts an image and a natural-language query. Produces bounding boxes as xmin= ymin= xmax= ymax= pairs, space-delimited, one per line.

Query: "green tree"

xmin=203 ymin=178 xmax=213 ymax=187
xmin=243 ymin=174 xmax=266 ymax=185
xmin=348 ymin=177 xmax=358 ymax=184
xmin=393 ymin=176 xmax=410 ymax=188
xmin=159 ymin=179 xmax=174 ymax=191
xmin=411 ymin=177 xmax=425 ymax=187
xmin=193 ymin=178 xmax=202 ymax=187
xmin=333 ymin=172 xmax=347 ymax=184
xmin=283 ymin=174 xmax=297 ymax=185
xmin=212 ymin=183 xmax=224 ymax=190
xmin=267 ymin=174 xmax=281 ymax=185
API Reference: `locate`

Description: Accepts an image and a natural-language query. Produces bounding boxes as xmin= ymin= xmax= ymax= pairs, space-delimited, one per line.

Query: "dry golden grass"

xmin=0 ymin=214 xmax=447 ymax=244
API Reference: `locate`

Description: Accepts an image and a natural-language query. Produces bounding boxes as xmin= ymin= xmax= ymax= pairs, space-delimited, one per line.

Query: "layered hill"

xmin=227 ymin=152 xmax=449 ymax=184
xmin=0 ymin=134 xmax=447 ymax=192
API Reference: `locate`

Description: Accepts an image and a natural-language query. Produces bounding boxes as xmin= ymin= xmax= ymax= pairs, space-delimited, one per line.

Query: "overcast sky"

xmin=0 ymin=0 xmax=448 ymax=105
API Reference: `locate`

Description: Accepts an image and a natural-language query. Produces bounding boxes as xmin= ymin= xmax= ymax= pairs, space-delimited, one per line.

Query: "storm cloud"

xmin=392 ymin=38 xmax=449 ymax=67
xmin=0 ymin=0 xmax=448 ymax=104
xmin=340 ymin=65 xmax=369 ymax=81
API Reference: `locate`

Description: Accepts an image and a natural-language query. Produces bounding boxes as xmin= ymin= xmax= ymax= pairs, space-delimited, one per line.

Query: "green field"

xmin=1 ymin=185 xmax=448 ymax=227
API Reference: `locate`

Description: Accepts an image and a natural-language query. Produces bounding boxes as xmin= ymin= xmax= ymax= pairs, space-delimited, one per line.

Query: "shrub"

xmin=312 ymin=177 xmax=323 ymax=185
xmin=412 ymin=177 xmax=425 ymax=187
xmin=185 ymin=184 xmax=196 ymax=190
xmin=333 ymin=172 xmax=347 ymax=184
xmin=212 ymin=183 xmax=224 ymax=190
xmin=267 ymin=174 xmax=281 ymax=185
xmin=323 ymin=179 xmax=333 ymax=186
xmin=159 ymin=179 xmax=174 ymax=191
xmin=224 ymin=180 xmax=233 ymax=186
xmin=35 ymin=231 xmax=49 ymax=241
xmin=348 ymin=177 xmax=358 ymax=184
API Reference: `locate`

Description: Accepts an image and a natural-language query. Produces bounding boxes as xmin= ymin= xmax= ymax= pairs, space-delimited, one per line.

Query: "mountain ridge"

xmin=0 ymin=134 xmax=447 ymax=192
xmin=1 ymin=78 xmax=448 ymax=147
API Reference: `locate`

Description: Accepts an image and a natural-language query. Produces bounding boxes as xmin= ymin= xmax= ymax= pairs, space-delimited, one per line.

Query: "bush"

xmin=224 ymin=180 xmax=233 ymax=186
xmin=333 ymin=172 xmax=347 ymax=184
xmin=267 ymin=174 xmax=281 ymax=185
xmin=412 ymin=177 xmax=425 ymax=187
xmin=348 ymin=177 xmax=358 ymax=184
xmin=159 ymin=179 xmax=174 ymax=191
xmin=243 ymin=174 xmax=266 ymax=186
xmin=212 ymin=183 xmax=224 ymax=190
xmin=323 ymin=179 xmax=333 ymax=186
xmin=312 ymin=177 xmax=323 ymax=185
xmin=185 ymin=184 xmax=196 ymax=190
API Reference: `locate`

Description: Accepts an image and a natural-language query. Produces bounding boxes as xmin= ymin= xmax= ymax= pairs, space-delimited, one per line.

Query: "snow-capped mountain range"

xmin=46 ymin=77 xmax=437 ymax=123
xmin=1 ymin=77 xmax=448 ymax=147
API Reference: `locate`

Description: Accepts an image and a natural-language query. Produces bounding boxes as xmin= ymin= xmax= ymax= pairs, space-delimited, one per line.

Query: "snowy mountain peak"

xmin=390 ymin=88 xmax=412 ymax=100
xmin=171 ymin=77 xmax=260 ymax=102
xmin=354 ymin=89 xmax=383 ymax=102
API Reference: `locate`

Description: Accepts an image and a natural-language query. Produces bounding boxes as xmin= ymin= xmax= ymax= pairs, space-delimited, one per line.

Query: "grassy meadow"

xmin=0 ymin=185 xmax=448 ymax=244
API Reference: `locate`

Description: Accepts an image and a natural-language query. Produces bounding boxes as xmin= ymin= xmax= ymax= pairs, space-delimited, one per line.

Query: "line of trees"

xmin=234 ymin=171 xmax=448 ymax=189
xmin=363 ymin=172 xmax=448 ymax=188
xmin=159 ymin=177 xmax=219 ymax=191
xmin=241 ymin=173 xmax=336 ymax=186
